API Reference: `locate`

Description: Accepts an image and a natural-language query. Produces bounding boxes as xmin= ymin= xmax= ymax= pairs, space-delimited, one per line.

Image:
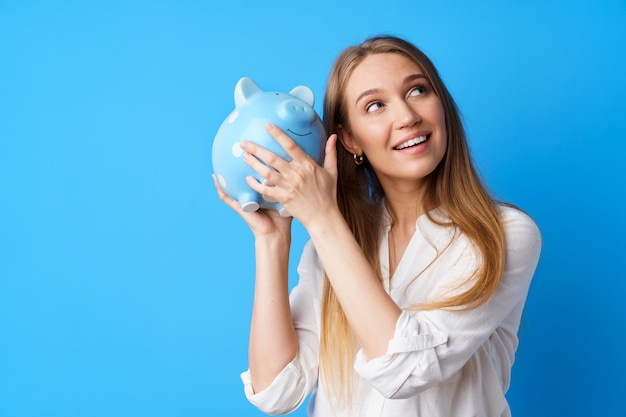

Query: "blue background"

xmin=1 ymin=1 xmax=625 ymax=416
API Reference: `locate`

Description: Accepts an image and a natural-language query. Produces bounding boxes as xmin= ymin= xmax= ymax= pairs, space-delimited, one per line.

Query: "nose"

xmin=394 ymin=100 xmax=421 ymax=129
xmin=278 ymin=98 xmax=315 ymax=122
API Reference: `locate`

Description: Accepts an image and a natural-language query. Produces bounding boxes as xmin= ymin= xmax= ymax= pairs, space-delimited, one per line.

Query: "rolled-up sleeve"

xmin=241 ymin=356 xmax=310 ymax=415
xmin=355 ymin=311 xmax=448 ymax=398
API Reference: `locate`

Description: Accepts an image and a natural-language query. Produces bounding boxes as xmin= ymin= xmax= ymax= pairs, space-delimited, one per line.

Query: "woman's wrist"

xmin=304 ymin=206 xmax=346 ymax=242
xmin=254 ymin=231 xmax=291 ymax=253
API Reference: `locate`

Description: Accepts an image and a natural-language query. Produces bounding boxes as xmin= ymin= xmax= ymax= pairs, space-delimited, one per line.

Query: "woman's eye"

xmin=365 ymin=101 xmax=383 ymax=112
xmin=409 ymin=85 xmax=427 ymax=97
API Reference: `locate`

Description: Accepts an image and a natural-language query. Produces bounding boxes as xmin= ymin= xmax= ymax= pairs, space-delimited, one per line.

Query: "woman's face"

xmin=340 ymin=53 xmax=447 ymax=191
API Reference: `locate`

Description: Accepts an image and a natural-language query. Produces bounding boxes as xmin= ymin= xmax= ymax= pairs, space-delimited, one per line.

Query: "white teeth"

xmin=395 ymin=135 xmax=427 ymax=150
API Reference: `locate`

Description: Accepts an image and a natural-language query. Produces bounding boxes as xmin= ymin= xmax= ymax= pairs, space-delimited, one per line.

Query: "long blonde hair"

xmin=319 ymin=35 xmax=506 ymax=403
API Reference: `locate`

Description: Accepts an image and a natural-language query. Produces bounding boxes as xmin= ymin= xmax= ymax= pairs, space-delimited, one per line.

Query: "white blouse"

xmin=241 ymin=206 xmax=542 ymax=417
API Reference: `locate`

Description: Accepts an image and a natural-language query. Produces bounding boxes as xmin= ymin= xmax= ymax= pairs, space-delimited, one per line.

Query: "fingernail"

xmin=265 ymin=123 xmax=274 ymax=132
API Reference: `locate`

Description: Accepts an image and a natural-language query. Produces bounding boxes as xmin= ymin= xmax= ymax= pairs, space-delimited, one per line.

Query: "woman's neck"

xmin=383 ymin=184 xmax=427 ymax=230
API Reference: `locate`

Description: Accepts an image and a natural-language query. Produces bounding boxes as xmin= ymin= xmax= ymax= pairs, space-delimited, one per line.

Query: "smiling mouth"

xmin=394 ymin=135 xmax=429 ymax=150
xmin=287 ymin=129 xmax=312 ymax=137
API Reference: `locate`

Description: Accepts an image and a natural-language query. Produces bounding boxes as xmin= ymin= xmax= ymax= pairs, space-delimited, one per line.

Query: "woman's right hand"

xmin=212 ymin=174 xmax=293 ymax=239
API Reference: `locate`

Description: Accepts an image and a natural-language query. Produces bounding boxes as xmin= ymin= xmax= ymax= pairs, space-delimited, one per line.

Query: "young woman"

xmin=214 ymin=35 xmax=541 ymax=417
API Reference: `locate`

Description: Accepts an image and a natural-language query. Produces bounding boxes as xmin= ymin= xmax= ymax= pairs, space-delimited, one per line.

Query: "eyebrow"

xmin=355 ymin=73 xmax=428 ymax=105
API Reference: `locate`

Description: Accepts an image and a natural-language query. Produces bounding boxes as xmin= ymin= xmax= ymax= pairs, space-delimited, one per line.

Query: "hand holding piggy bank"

xmin=212 ymin=77 xmax=326 ymax=216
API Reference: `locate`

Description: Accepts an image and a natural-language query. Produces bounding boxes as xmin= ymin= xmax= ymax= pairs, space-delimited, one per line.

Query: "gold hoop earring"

xmin=353 ymin=153 xmax=364 ymax=166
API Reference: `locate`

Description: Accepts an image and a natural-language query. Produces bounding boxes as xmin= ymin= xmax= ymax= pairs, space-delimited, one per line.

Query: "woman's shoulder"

xmin=299 ymin=239 xmax=321 ymax=268
xmin=498 ymin=203 xmax=542 ymax=252
xmin=498 ymin=204 xmax=540 ymax=230
xmin=296 ymin=240 xmax=325 ymax=292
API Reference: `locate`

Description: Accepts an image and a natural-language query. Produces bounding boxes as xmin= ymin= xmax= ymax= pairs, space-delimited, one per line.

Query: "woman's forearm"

xmin=248 ymin=233 xmax=299 ymax=393
xmin=305 ymin=209 xmax=402 ymax=360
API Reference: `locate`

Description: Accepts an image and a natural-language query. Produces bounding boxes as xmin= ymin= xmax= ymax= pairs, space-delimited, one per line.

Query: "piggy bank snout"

xmin=277 ymin=99 xmax=315 ymax=122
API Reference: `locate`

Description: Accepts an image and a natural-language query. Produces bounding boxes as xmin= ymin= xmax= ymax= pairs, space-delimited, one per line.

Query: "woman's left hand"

xmin=241 ymin=123 xmax=339 ymax=228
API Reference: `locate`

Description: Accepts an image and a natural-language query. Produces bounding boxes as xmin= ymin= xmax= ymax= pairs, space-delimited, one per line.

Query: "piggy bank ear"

xmin=235 ymin=77 xmax=262 ymax=107
xmin=289 ymin=85 xmax=315 ymax=107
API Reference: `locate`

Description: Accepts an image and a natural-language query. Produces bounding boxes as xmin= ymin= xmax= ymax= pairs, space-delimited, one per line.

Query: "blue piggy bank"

xmin=212 ymin=77 xmax=326 ymax=217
